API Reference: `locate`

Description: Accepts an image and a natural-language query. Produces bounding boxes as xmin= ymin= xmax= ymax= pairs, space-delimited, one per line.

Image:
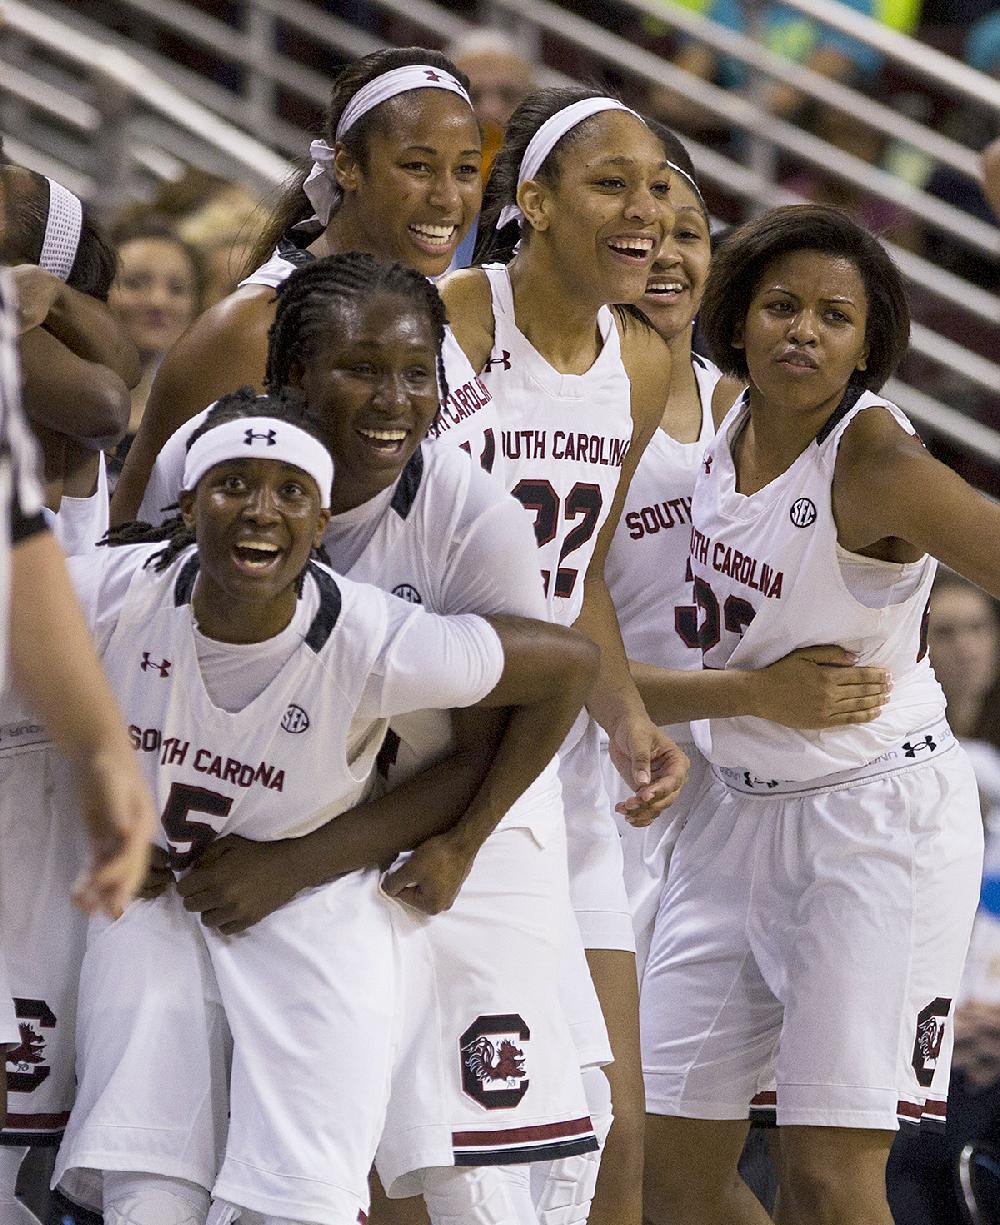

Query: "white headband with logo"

xmin=183 ymin=416 xmax=335 ymax=509
xmin=496 ymin=97 xmax=642 ymax=231
xmin=302 ymin=64 xmax=472 ymax=227
xmin=39 ymin=178 xmax=83 ymax=282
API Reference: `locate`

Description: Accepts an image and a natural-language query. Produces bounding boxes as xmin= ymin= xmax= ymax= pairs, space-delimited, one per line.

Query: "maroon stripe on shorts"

xmin=452 ymin=1116 xmax=594 ymax=1148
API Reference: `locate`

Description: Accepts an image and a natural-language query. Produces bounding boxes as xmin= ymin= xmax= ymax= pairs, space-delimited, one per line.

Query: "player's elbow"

xmin=75 ymin=370 xmax=131 ymax=446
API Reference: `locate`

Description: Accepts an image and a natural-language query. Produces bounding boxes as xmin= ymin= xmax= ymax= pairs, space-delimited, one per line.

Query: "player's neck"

xmin=191 ymin=577 xmax=298 ymax=645
xmin=507 ymin=253 xmax=603 ymax=374
xmin=659 ymin=337 xmax=701 ymax=444
xmin=314 ymin=212 xmax=377 ymax=261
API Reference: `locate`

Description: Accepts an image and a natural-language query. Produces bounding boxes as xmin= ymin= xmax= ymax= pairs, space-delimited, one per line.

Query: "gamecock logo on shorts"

xmin=460 ymin=1014 xmax=530 ymax=1109
xmin=912 ymin=997 xmax=951 ymax=1088
xmin=7 ymin=999 xmax=55 ymax=1093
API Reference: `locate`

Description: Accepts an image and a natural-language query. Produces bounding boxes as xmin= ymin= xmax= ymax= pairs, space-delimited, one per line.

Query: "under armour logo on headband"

xmin=244 ymin=429 xmax=278 ymax=446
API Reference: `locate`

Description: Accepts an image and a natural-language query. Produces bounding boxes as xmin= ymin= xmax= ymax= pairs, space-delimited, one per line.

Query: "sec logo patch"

xmin=789 ymin=498 xmax=817 ymax=528
xmin=281 ymin=704 xmax=310 ymax=733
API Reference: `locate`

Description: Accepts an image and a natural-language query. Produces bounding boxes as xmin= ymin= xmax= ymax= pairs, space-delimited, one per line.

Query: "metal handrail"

xmin=620 ymin=0 xmax=983 ymax=181
xmin=883 ymin=379 xmax=1000 ymax=464
xmin=776 ymin=0 xmax=1000 ymax=113
xmin=2 ymin=0 xmax=291 ymax=188
xmin=487 ymin=0 xmax=1000 ymax=258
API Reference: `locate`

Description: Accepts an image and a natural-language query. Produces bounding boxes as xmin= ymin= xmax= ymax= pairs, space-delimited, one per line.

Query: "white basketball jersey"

xmin=43 ymin=453 xmax=108 ymax=557
xmin=690 ymin=387 xmax=944 ymax=780
xmin=334 ymin=442 xmax=562 ymax=832
xmin=240 ymin=240 xmax=503 ymax=480
xmin=480 ymin=264 xmax=634 ymax=627
xmin=606 ymin=354 xmax=721 ymax=745
xmin=97 ymin=546 xmax=393 ymax=849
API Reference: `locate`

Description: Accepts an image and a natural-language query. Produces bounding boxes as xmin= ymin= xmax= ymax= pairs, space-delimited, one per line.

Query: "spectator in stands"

xmin=107 ymin=219 xmax=203 ymax=478
xmin=887 ymin=570 xmax=1000 ymax=1225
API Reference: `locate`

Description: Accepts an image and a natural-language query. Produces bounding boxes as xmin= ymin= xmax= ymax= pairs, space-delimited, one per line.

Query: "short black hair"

xmin=698 ymin=205 xmax=909 ymax=391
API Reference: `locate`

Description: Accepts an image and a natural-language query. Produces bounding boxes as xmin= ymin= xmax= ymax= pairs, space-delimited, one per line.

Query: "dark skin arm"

xmin=20 ymin=326 xmax=130 ymax=447
xmin=12 ymin=265 xmax=141 ymax=387
xmin=171 ymin=615 xmax=598 ymax=931
xmin=110 ymin=288 xmax=275 ymax=524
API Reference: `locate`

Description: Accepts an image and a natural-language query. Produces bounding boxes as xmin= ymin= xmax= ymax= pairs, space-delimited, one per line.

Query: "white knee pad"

xmin=104 ymin=1173 xmax=210 ymax=1225
xmin=420 ymin=1165 xmax=533 ymax=1225
xmin=581 ymin=1066 xmax=613 ymax=1147
xmin=207 ymin=1204 xmax=347 ymax=1225
xmin=531 ymin=1149 xmax=601 ymax=1225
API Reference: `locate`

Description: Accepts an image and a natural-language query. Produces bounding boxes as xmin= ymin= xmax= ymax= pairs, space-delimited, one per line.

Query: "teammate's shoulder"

xmin=438 ymin=265 xmax=491 ymax=315
xmin=438 ymin=267 xmax=494 ymax=373
xmin=711 ymin=376 xmax=746 ymax=428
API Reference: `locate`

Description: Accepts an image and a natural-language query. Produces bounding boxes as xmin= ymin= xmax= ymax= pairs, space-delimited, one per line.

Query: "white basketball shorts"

xmin=560 ymin=716 xmax=634 ymax=953
xmin=0 ymin=747 xmax=88 ymax=1142
xmin=376 ymin=823 xmax=600 ymax=1197
xmin=641 ymin=723 xmax=983 ymax=1132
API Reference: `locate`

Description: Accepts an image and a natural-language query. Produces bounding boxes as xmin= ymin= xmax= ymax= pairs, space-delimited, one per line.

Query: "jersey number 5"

xmin=161 ymin=781 xmax=233 ymax=870
xmin=511 ymin=479 xmax=603 ymax=599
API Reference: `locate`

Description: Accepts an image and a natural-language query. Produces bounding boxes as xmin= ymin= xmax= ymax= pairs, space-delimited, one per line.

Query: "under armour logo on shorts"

xmin=140 ymin=652 xmax=172 ymax=677
xmin=484 ymin=350 xmax=512 ymax=372
xmin=244 ymin=428 xmax=277 ymax=446
xmin=903 ymin=736 xmax=936 ymax=757
xmin=703 ymin=455 xmax=713 ymax=475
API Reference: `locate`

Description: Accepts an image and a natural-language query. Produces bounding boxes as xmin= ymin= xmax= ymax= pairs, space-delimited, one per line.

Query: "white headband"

xmin=39 ymin=178 xmax=83 ymax=282
xmin=182 ymin=416 xmax=334 ymax=509
xmin=302 ymin=64 xmax=472 ymax=227
xmin=664 ymin=159 xmax=707 ymax=214
xmin=496 ymin=98 xmax=642 ymax=231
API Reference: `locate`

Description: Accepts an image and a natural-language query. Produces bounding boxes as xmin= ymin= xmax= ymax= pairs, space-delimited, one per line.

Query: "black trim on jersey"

xmin=815 ymin=382 xmax=866 ymax=446
xmin=276 ymin=235 xmax=315 ymax=267
xmin=390 ymin=446 xmax=424 ymax=520
xmin=454 ymin=1135 xmax=599 ymax=1166
xmin=691 ymin=351 xmax=709 ymax=370
xmin=0 ymin=1129 xmax=64 ymax=1148
xmin=304 ymin=562 xmax=342 ymax=653
xmin=10 ymin=505 xmax=45 ymax=543
xmin=174 ymin=555 xmax=200 ymax=606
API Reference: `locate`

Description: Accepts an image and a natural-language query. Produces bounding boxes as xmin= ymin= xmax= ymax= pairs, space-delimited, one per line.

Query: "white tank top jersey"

xmin=43 ymin=452 xmax=109 ymax=557
xmin=690 ymin=386 xmax=945 ymax=781
xmin=327 ymin=442 xmax=562 ymax=832
xmin=65 ymin=542 xmax=504 ymax=850
xmin=480 ymin=263 xmax=635 ymax=628
xmin=606 ymin=353 xmax=721 ymax=746
xmin=240 ymin=240 xmax=503 ymax=480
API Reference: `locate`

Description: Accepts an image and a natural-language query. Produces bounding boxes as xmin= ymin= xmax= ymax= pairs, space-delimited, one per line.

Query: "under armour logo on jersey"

xmin=423 ymin=69 xmax=443 ymax=81
xmin=281 ymin=703 xmax=310 ymax=734
xmin=484 ymin=350 xmax=512 ymax=372
xmin=703 ymin=455 xmax=713 ymax=474
xmin=244 ymin=428 xmax=277 ymax=446
xmin=392 ymin=583 xmax=422 ymax=604
xmin=140 ymin=652 xmax=171 ymax=677
xmin=743 ymin=770 xmax=779 ymax=790
xmin=903 ymin=736 xmax=936 ymax=757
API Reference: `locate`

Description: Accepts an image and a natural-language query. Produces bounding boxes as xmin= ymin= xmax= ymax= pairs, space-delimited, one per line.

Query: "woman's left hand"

xmin=381 ymin=832 xmax=477 ymax=915
xmin=610 ymin=714 xmax=689 ymax=826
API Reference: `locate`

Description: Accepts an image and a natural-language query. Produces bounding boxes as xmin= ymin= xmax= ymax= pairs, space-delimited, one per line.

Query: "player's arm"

xmin=20 ymin=326 xmax=130 ymax=447
xmin=629 ymin=649 xmax=890 ymax=731
xmin=8 ymin=530 xmax=155 ymax=916
xmin=574 ymin=320 xmax=688 ymax=821
xmin=176 ymin=612 xmax=597 ymax=931
xmin=436 ymin=268 xmax=495 ymax=372
xmin=12 ymin=264 xmax=141 ymax=386
xmin=834 ymin=407 xmax=1000 ymax=598
xmin=110 ymin=290 xmax=274 ymax=524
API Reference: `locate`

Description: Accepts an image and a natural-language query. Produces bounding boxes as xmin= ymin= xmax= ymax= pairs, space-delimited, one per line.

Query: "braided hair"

xmin=101 ymin=386 xmax=333 ymax=578
xmin=241 ymin=47 xmax=472 ymax=278
xmin=265 ymin=251 xmax=451 ymax=408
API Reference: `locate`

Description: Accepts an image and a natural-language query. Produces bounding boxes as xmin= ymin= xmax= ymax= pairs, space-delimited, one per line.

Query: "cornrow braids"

xmin=102 ymin=385 xmax=333 ymax=576
xmin=265 ymin=251 xmax=450 ymax=408
xmin=241 ymin=47 xmax=471 ymax=279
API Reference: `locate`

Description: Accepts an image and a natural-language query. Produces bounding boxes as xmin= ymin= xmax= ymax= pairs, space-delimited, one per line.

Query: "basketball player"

xmin=56 ymin=389 xmax=599 ymax=1225
xmin=441 ymin=88 xmax=690 ymax=1224
xmin=604 ymin=127 xmax=892 ymax=981
xmin=642 ymin=205 xmax=996 ymax=1225
xmin=0 ymin=170 xmax=147 ymax=1219
xmin=111 ymin=45 xmax=497 ymax=527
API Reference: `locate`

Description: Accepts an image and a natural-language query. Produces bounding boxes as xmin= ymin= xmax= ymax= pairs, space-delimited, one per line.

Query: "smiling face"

xmin=179 ymin=457 xmax=329 ymax=639
xmin=523 ymin=111 xmax=673 ymax=305
xmin=639 ymin=175 xmax=711 ymax=342
xmin=338 ymin=90 xmax=482 ymax=277
xmin=291 ymin=291 xmax=440 ymax=512
xmin=110 ymin=236 xmax=200 ymax=360
xmin=735 ymin=248 xmax=870 ymax=415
